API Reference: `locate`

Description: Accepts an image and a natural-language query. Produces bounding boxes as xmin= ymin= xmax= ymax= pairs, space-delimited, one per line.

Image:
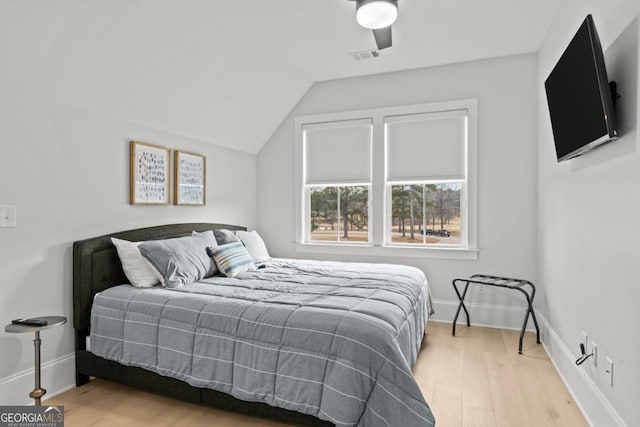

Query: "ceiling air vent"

xmin=348 ymin=50 xmax=380 ymax=61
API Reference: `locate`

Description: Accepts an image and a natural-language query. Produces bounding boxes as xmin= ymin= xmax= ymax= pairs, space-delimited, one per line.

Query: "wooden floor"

xmin=47 ymin=322 xmax=588 ymax=427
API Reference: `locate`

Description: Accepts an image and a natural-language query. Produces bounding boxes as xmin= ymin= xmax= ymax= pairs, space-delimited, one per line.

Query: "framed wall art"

xmin=129 ymin=141 xmax=171 ymax=205
xmin=174 ymin=150 xmax=206 ymax=205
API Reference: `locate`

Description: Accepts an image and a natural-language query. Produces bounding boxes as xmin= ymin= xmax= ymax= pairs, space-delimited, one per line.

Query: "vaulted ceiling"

xmin=4 ymin=0 xmax=561 ymax=153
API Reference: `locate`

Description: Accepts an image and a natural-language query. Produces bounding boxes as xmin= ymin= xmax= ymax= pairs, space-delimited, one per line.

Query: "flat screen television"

xmin=545 ymin=14 xmax=618 ymax=162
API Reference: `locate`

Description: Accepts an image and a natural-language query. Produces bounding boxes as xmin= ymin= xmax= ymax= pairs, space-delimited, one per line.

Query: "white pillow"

xmin=235 ymin=230 xmax=271 ymax=263
xmin=111 ymin=237 xmax=163 ymax=288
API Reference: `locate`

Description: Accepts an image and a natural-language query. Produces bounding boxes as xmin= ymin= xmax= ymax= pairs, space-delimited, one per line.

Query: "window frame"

xmin=294 ymin=99 xmax=478 ymax=260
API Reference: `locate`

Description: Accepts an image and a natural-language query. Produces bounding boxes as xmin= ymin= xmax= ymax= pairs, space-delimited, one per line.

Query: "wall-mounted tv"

xmin=544 ymin=14 xmax=618 ymax=162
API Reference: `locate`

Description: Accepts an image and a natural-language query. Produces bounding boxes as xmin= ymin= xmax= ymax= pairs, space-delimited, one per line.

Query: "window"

xmin=385 ymin=109 xmax=468 ymax=247
xmin=302 ymin=119 xmax=372 ymax=244
xmin=295 ymin=100 xmax=477 ymax=257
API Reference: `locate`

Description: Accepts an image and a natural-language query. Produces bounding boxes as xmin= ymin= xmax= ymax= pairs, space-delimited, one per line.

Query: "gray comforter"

xmin=90 ymin=259 xmax=435 ymax=426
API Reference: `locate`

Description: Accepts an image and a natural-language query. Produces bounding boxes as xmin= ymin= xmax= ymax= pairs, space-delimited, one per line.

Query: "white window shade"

xmin=386 ymin=110 xmax=467 ymax=181
xmin=304 ymin=119 xmax=372 ymax=184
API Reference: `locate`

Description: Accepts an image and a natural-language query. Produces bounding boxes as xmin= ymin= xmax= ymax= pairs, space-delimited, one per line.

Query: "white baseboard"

xmin=0 ymin=353 xmax=75 ymax=405
xmin=431 ymin=298 xmax=538 ymax=331
xmin=536 ymin=314 xmax=627 ymax=427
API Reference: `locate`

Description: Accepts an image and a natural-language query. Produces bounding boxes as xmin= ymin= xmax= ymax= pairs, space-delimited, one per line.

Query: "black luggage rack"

xmin=452 ymin=274 xmax=541 ymax=354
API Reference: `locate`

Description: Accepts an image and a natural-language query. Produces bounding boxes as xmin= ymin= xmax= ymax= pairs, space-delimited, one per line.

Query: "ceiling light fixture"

xmin=356 ymin=0 xmax=398 ymax=30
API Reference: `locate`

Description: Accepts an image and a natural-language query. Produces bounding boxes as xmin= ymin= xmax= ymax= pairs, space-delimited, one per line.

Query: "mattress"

xmin=90 ymin=258 xmax=435 ymax=426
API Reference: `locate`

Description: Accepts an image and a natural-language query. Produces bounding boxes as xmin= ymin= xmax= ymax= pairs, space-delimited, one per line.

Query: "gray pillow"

xmin=213 ymin=229 xmax=240 ymax=245
xmin=139 ymin=231 xmax=218 ymax=288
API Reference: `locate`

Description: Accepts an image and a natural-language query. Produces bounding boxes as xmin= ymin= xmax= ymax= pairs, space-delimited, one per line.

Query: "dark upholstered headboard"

xmin=72 ymin=223 xmax=246 ymax=335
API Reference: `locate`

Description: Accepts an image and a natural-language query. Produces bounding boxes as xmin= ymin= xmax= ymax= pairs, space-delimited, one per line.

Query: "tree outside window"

xmin=309 ymin=185 xmax=369 ymax=242
xmin=390 ymin=183 xmax=461 ymax=245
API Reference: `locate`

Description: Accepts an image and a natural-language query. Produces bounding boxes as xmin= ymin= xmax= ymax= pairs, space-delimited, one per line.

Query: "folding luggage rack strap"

xmin=451 ymin=274 xmax=541 ymax=354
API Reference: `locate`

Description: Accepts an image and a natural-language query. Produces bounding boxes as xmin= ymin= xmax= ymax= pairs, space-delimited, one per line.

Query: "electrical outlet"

xmin=581 ymin=331 xmax=588 ymax=352
xmin=0 ymin=206 xmax=16 ymax=228
xmin=605 ymin=357 xmax=614 ymax=387
xmin=591 ymin=342 xmax=597 ymax=367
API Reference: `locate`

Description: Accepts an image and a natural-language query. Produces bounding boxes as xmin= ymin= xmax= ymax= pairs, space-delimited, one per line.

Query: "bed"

xmin=73 ymin=223 xmax=435 ymax=426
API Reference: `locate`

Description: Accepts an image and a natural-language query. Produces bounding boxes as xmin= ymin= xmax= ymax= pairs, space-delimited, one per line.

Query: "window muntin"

xmin=308 ymin=185 xmax=370 ymax=243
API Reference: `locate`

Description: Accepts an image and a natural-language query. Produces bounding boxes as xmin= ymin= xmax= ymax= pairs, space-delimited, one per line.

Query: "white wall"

xmin=0 ymin=21 xmax=257 ymax=407
xmin=258 ymin=54 xmax=539 ymax=327
xmin=537 ymin=1 xmax=640 ymax=426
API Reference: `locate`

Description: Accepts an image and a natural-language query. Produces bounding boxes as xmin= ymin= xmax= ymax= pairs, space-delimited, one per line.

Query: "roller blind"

xmin=303 ymin=119 xmax=372 ymax=184
xmin=386 ymin=110 xmax=467 ymax=181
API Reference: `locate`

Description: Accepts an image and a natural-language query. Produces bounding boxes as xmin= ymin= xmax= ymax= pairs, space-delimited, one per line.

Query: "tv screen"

xmin=544 ymin=15 xmax=617 ymax=162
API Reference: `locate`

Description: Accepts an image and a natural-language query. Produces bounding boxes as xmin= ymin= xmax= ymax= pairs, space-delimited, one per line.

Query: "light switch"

xmin=0 ymin=206 xmax=16 ymax=228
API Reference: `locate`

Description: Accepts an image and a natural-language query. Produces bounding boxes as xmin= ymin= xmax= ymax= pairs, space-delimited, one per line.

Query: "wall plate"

xmin=605 ymin=357 xmax=614 ymax=387
xmin=0 ymin=206 xmax=16 ymax=228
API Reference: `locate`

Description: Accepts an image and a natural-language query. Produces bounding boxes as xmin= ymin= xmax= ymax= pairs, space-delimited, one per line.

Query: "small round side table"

xmin=5 ymin=316 xmax=67 ymax=405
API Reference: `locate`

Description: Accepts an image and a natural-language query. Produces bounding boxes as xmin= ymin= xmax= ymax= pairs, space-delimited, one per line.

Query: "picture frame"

xmin=174 ymin=150 xmax=206 ymax=206
xmin=129 ymin=141 xmax=171 ymax=205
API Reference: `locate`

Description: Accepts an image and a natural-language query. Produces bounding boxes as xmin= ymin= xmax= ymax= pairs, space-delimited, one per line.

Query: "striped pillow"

xmin=210 ymin=241 xmax=255 ymax=277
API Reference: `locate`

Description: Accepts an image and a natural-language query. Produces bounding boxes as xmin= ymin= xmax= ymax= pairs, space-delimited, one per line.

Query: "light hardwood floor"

xmin=46 ymin=322 xmax=588 ymax=427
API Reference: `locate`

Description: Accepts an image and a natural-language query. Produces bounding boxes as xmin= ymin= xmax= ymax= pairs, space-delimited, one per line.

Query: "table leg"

xmin=452 ymin=281 xmax=471 ymax=336
xmin=527 ymin=294 xmax=541 ymax=344
xmin=29 ymin=331 xmax=46 ymax=406
xmin=530 ymin=308 xmax=541 ymax=343
xmin=518 ymin=308 xmax=531 ymax=354
xmin=524 ymin=282 xmax=541 ymax=344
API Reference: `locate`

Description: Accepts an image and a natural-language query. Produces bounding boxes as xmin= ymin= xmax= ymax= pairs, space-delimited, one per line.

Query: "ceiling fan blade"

xmin=372 ymin=26 xmax=392 ymax=50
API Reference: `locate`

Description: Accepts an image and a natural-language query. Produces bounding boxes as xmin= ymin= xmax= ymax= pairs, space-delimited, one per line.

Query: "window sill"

xmin=295 ymin=243 xmax=479 ymax=260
